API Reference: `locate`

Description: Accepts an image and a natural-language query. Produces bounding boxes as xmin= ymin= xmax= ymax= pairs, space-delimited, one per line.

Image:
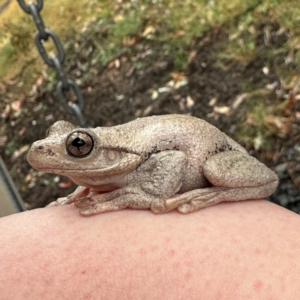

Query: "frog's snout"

xmin=27 ymin=140 xmax=55 ymax=167
xmin=27 ymin=141 xmax=41 ymax=166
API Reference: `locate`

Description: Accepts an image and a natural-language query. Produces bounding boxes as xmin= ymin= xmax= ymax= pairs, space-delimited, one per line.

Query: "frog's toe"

xmin=150 ymin=199 xmax=168 ymax=214
xmin=79 ymin=205 xmax=97 ymax=216
xmin=79 ymin=199 xmax=129 ymax=215
xmin=177 ymin=203 xmax=193 ymax=213
xmin=46 ymin=197 xmax=68 ymax=207
xmin=74 ymin=197 xmax=96 ymax=208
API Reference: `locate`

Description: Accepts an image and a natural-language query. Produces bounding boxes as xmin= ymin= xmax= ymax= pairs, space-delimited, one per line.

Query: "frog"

xmin=27 ymin=114 xmax=279 ymax=216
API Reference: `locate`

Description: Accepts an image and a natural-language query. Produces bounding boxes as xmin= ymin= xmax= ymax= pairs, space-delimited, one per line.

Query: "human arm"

xmin=0 ymin=200 xmax=299 ymax=299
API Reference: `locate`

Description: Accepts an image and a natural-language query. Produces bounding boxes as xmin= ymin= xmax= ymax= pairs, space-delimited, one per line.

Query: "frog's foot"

xmin=76 ymin=189 xmax=174 ymax=215
xmin=46 ymin=186 xmax=90 ymax=207
xmin=65 ymin=186 xmax=90 ymax=204
xmin=74 ymin=187 xmax=138 ymax=208
xmin=166 ymin=181 xmax=278 ymax=214
xmin=79 ymin=199 xmax=129 ymax=215
xmin=75 ymin=187 xmax=155 ymax=215
xmin=176 ymin=188 xmax=225 ymax=213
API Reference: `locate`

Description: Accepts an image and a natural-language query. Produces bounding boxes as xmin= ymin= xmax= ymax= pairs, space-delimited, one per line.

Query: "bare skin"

xmin=1 ymin=200 xmax=300 ymax=299
xmin=27 ymin=115 xmax=278 ymax=215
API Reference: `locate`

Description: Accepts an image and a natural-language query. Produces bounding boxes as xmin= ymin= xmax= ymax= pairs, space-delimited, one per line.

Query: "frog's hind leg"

xmin=163 ymin=151 xmax=278 ymax=214
xmin=175 ymin=182 xmax=277 ymax=213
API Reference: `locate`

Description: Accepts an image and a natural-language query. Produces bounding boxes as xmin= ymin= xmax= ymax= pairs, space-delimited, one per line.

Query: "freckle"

xmin=173 ymin=262 xmax=180 ymax=269
xmin=230 ymin=236 xmax=238 ymax=245
xmin=139 ymin=248 xmax=147 ymax=255
xmin=184 ymin=272 xmax=192 ymax=281
xmin=255 ymin=248 xmax=261 ymax=254
xmin=214 ymin=291 xmax=222 ymax=298
xmin=168 ymin=249 xmax=176 ymax=257
xmin=151 ymin=245 xmax=158 ymax=252
xmin=253 ymin=279 xmax=263 ymax=291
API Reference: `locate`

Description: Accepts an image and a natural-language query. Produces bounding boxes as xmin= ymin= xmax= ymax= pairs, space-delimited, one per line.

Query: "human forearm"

xmin=1 ymin=200 xmax=299 ymax=299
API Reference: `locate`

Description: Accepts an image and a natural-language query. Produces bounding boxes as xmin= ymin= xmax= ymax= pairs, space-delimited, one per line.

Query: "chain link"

xmin=17 ymin=0 xmax=86 ymax=127
xmin=28 ymin=2 xmax=47 ymax=40
xmin=56 ymin=80 xmax=84 ymax=114
xmin=35 ymin=29 xmax=65 ymax=65
xmin=17 ymin=0 xmax=43 ymax=13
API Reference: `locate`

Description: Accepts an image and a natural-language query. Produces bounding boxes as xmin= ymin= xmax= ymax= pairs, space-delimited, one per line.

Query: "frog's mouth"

xmin=38 ymin=164 xmax=124 ymax=175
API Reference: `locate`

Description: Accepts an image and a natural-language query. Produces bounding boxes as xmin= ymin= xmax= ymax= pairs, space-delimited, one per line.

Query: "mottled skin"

xmin=27 ymin=114 xmax=278 ymax=215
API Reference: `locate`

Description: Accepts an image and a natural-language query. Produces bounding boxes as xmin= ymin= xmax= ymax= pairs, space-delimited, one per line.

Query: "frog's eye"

xmin=66 ymin=131 xmax=94 ymax=157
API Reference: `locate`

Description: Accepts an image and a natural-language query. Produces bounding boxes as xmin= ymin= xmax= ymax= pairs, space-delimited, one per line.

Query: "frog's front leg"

xmin=164 ymin=151 xmax=279 ymax=213
xmin=47 ymin=186 xmax=89 ymax=207
xmin=76 ymin=151 xmax=188 ymax=215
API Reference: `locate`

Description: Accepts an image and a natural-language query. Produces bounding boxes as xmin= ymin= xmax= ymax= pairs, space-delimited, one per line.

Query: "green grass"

xmin=1 ymin=0 xmax=300 ymax=149
xmin=1 ymin=0 xmax=300 ymax=77
xmin=236 ymin=90 xmax=291 ymax=150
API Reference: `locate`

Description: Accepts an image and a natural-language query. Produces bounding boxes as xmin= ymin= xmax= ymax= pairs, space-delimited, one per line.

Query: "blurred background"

xmin=0 ymin=0 xmax=299 ymax=214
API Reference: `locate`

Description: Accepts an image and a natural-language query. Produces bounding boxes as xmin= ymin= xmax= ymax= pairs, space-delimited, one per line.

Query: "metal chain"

xmin=17 ymin=0 xmax=86 ymax=127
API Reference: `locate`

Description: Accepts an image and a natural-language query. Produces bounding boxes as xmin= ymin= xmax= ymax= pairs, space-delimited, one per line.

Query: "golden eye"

xmin=104 ymin=149 xmax=121 ymax=163
xmin=66 ymin=131 xmax=94 ymax=157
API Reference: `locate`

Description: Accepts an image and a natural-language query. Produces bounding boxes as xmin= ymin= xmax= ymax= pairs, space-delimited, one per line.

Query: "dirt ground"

xmin=1 ymin=24 xmax=299 ymax=212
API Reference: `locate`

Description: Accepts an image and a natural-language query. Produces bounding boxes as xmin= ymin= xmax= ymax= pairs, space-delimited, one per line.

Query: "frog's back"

xmin=123 ymin=114 xmax=233 ymax=154
xmin=96 ymin=114 xmax=245 ymax=156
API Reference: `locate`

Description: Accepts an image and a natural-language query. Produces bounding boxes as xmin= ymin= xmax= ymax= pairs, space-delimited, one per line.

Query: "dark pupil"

xmin=72 ymin=137 xmax=85 ymax=148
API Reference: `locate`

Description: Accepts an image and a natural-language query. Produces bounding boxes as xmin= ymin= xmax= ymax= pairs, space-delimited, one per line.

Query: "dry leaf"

xmin=143 ymin=105 xmax=153 ymax=116
xmin=129 ymin=36 xmax=138 ymax=46
xmin=37 ymin=76 xmax=43 ymax=85
xmin=170 ymin=72 xmax=186 ymax=82
xmin=209 ymin=97 xmax=217 ymax=106
xmin=0 ymin=135 xmax=7 ymax=147
xmin=254 ymin=135 xmax=263 ymax=150
xmin=179 ymin=99 xmax=186 ymax=111
xmin=176 ymin=30 xmax=185 ymax=36
xmin=58 ymin=180 xmax=73 ymax=189
xmin=174 ymin=79 xmax=188 ymax=89
xmin=18 ymin=127 xmax=26 ymax=136
xmin=151 ymin=90 xmax=159 ymax=100
xmin=186 ymin=95 xmax=195 ymax=108
xmin=1 ymin=104 xmax=10 ymax=118
xmin=114 ymin=59 xmax=120 ymax=69
xmin=214 ymin=106 xmax=230 ymax=115
xmin=232 ymin=93 xmax=248 ymax=110
xmin=142 ymin=26 xmax=155 ymax=37
xmin=158 ymin=87 xmax=170 ymax=93
xmin=188 ymin=51 xmax=197 ymax=63
xmin=12 ymin=100 xmax=21 ymax=111
xmin=265 ymin=116 xmax=284 ymax=129
xmin=126 ymin=66 xmax=135 ymax=77
xmin=114 ymin=15 xmax=124 ymax=22
xmin=262 ymin=67 xmax=269 ymax=75
xmin=11 ymin=145 xmax=30 ymax=162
